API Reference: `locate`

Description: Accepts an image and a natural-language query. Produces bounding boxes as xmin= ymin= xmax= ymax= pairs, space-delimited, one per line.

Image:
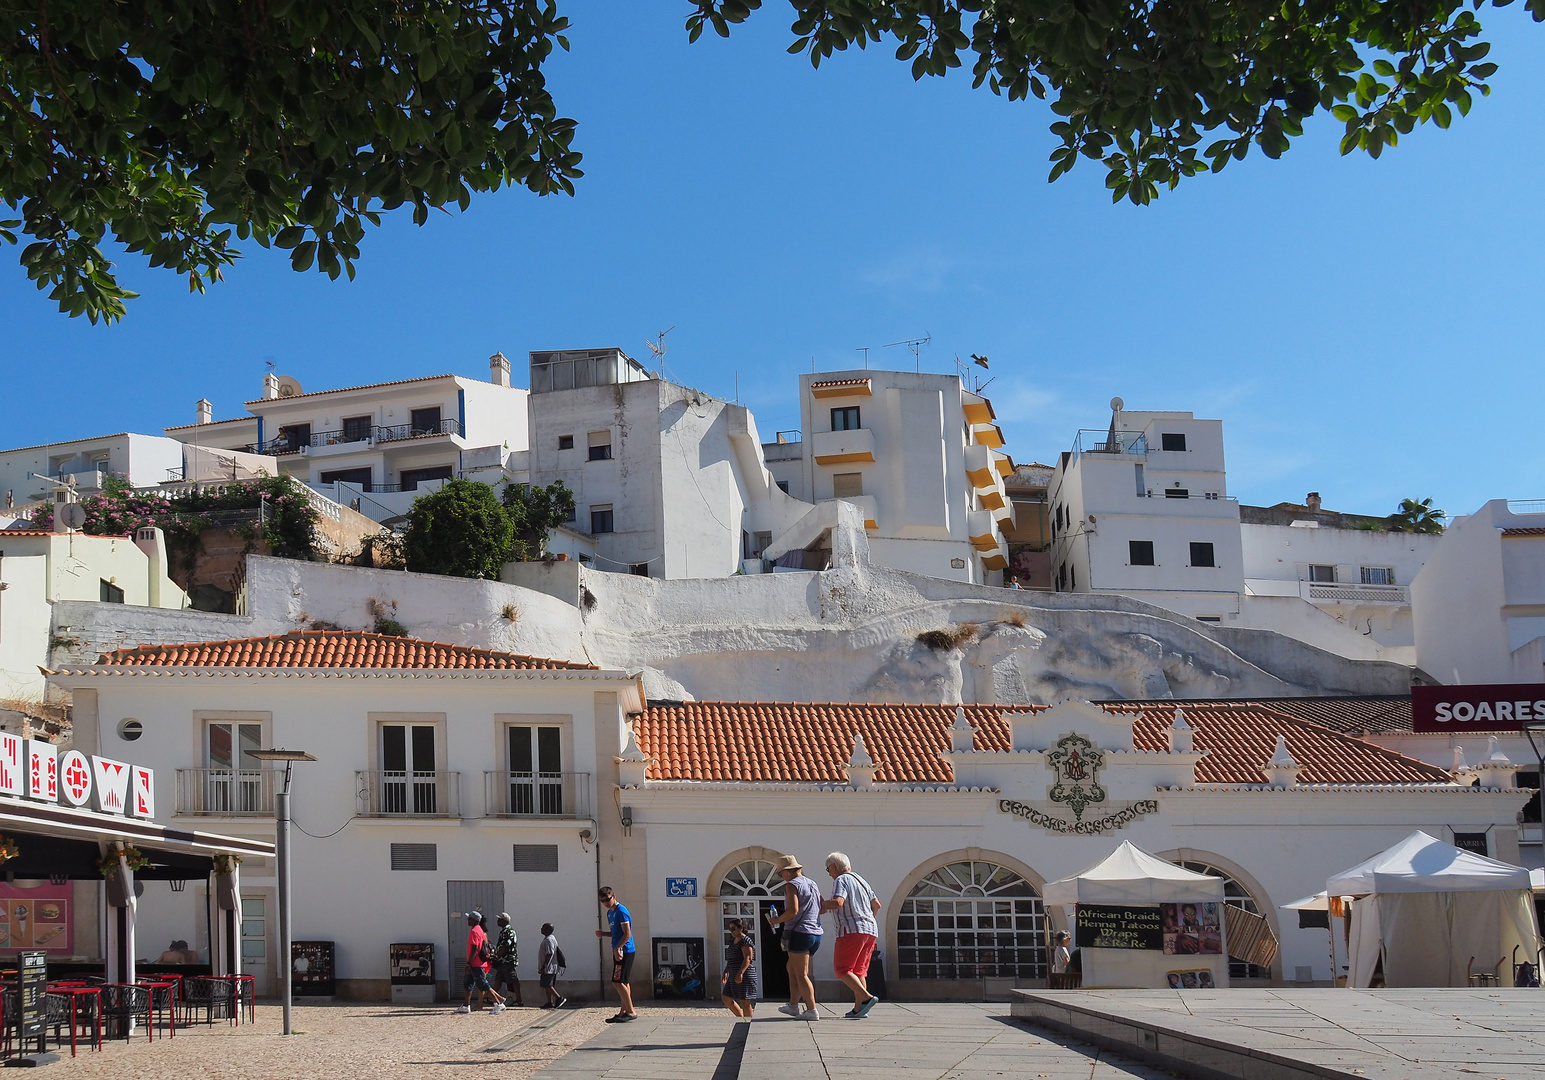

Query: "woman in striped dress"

xmin=721 ymin=919 xmax=759 ymax=1017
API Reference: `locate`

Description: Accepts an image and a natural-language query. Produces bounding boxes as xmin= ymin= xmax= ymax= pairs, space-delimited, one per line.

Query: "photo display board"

xmin=1161 ymin=902 xmax=1223 ymax=956
xmin=0 ymin=883 xmax=72 ymax=954
xmin=1074 ymin=904 xmax=1164 ymax=950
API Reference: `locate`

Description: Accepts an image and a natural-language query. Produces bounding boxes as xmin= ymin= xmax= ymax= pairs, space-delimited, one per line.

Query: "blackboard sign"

xmin=1075 ymin=904 xmax=1164 ymax=950
xmin=292 ymin=940 xmax=336 ymax=996
xmin=390 ymin=942 xmax=435 ymax=985
xmin=18 ymin=951 xmax=46 ymax=1037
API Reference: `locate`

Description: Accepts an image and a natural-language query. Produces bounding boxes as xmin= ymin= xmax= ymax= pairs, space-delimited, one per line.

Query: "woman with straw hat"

xmin=766 ymin=854 xmax=822 ymax=1020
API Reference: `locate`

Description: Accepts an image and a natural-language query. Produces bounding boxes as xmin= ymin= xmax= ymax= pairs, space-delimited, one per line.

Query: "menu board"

xmin=1075 ymin=904 xmax=1164 ymax=950
xmin=1161 ymin=902 xmax=1223 ymax=955
xmin=0 ymin=883 xmax=72 ymax=954
xmin=18 ymin=951 xmax=46 ymax=1039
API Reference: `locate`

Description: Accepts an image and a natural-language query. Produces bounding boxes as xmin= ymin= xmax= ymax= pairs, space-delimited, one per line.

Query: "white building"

xmin=49 ymin=631 xmax=1533 ymax=1002
xmin=167 ymin=357 xmax=531 ymax=522
xmin=0 ymin=527 xmax=186 ymax=703
xmin=0 ymin=432 xmax=186 ymax=508
xmin=523 ymin=349 xmax=810 ymax=579
xmin=1240 ymin=494 xmax=1440 ymax=663
xmin=1413 ymin=499 xmax=1545 ymax=686
xmin=52 ymin=630 xmax=642 ymax=999
xmin=766 ymin=370 xmax=1014 ymax=585
xmin=1049 ymin=406 xmax=1243 ymax=620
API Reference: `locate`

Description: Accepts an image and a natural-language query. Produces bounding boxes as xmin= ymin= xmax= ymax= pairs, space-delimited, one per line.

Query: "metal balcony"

xmin=355 ymin=770 xmax=461 ymax=817
xmin=1072 ymin=429 xmax=1147 ymax=456
xmin=483 ymin=771 xmax=592 ymax=819
xmin=375 ymin=418 xmax=464 ymax=444
xmin=175 ymin=768 xmax=276 ymax=815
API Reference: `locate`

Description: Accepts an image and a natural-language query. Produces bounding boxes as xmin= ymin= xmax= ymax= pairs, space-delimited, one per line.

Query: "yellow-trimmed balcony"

xmin=813 ymin=426 xmax=876 ymax=465
xmin=965 ymin=443 xmax=999 ymax=490
xmin=968 ymin=509 xmax=1000 ymax=550
xmin=963 ymin=399 xmax=996 ymax=425
xmin=972 ymin=424 xmax=1005 ymax=449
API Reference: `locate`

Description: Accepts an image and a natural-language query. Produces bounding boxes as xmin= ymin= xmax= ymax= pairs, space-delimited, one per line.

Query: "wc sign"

xmin=0 ymin=732 xmax=155 ymax=819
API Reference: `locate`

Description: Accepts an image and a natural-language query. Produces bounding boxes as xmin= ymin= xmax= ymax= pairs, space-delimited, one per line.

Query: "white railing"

xmin=1508 ymin=500 xmax=1545 ymax=516
xmin=304 ymin=487 xmax=343 ymax=522
xmin=1301 ymin=581 xmax=1409 ymax=604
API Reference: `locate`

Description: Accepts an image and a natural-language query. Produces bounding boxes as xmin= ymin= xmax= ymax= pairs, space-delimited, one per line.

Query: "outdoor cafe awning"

xmin=0 ymin=794 xmax=273 ymax=873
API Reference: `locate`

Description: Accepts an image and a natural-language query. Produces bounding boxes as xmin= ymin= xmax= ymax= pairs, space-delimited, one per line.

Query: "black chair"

xmin=99 ymin=984 xmax=151 ymax=1043
xmin=180 ymin=977 xmax=235 ymax=1026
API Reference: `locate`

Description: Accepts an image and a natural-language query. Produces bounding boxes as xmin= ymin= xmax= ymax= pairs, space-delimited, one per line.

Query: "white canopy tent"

xmin=1326 ymin=831 xmax=1540 ymax=988
xmin=1045 ymin=841 xmax=1229 ymax=989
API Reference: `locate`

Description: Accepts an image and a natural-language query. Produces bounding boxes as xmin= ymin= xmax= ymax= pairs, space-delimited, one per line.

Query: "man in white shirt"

xmin=821 ymin=851 xmax=882 ymax=1019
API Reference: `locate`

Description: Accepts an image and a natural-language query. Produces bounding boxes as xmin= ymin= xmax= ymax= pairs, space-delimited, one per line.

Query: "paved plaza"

xmin=40 ymin=992 xmax=1545 ymax=1079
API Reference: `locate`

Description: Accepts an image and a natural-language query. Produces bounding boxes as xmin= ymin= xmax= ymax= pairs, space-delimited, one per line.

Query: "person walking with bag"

xmin=766 ymin=854 xmax=822 ymax=1021
xmin=537 ymin=923 xmax=567 ymax=1009
xmin=820 ymin=852 xmax=882 ymax=1018
xmin=455 ymin=910 xmax=506 ymax=1014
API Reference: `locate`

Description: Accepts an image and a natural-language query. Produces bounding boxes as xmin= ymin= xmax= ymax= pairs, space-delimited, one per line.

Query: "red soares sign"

xmin=1412 ymin=684 xmax=1545 ymax=733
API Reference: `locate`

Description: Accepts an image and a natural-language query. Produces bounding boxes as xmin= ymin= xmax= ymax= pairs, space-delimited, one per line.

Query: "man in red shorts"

xmin=821 ymin=852 xmax=882 ymax=1019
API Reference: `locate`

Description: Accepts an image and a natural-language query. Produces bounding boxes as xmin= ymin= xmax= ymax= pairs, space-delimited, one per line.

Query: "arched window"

xmin=1179 ymin=861 xmax=1271 ymax=980
xmin=897 ymin=860 xmax=1046 ymax=980
xmin=720 ymin=860 xmax=783 ymax=897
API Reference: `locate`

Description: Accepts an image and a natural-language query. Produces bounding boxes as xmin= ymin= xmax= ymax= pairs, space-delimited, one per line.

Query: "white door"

xmin=241 ymin=894 xmax=269 ymax=996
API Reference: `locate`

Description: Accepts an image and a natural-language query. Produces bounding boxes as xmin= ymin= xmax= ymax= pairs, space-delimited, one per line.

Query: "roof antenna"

xmin=645 ymin=326 xmax=675 ymax=379
xmin=883 ymin=333 xmax=931 ymax=373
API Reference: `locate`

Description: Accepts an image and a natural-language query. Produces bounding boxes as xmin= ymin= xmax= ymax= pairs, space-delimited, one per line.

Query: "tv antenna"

xmin=645 ymin=326 xmax=676 ymax=378
xmin=883 ymin=333 xmax=931 ymax=372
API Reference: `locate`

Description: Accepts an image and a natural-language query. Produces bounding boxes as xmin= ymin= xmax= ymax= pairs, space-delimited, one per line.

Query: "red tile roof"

xmin=810 ymin=378 xmax=872 ymax=389
xmin=1503 ymin=528 xmax=1545 ymax=537
xmin=632 ymin=701 xmax=1451 ymax=786
xmin=95 ymin=630 xmax=596 ymax=670
xmin=1234 ymin=696 xmax=1413 ymax=735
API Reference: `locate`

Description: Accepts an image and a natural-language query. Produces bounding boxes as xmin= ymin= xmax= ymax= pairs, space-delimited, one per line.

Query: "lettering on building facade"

xmin=998 ymin=798 xmax=1159 ymax=835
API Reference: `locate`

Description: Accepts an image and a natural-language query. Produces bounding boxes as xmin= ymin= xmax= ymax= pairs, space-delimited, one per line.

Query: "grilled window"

xmin=1160 ymin=433 xmax=1187 ymax=451
xmin=1129 ymin=540 xmax=1155 ymax=566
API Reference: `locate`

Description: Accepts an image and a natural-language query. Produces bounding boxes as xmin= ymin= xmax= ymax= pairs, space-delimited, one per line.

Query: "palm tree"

xmin=1388 ymin=497 xmax=1446 ymax=534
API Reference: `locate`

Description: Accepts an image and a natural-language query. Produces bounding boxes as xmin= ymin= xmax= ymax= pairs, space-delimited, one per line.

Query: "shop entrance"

xmin=719 ymin=859 xmax=790 ymax=1002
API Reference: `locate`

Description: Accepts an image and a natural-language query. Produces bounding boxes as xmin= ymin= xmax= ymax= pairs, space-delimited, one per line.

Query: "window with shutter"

xmin=513 ymin=844 xmax=560 ymax=873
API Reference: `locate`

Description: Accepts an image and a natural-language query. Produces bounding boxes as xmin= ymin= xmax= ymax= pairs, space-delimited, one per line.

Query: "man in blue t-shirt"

xmin=595 ymin=886 xmax=637 ymax=1022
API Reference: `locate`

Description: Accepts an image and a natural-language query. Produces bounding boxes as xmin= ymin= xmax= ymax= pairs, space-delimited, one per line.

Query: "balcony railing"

xmin=175 ymin=768 xmax=276 ymax=815
xmin=356 ymin=770 xmax=461 ymax=817
xmin=1138 ymin=492 xmax=1239 ymax=503
xmin=483 ymin=771 xmax=591 ymax=819
xmin=376 ymin=418 xmax=463 ymax=443
xmin=1071 ymin=429 xmax=1146 ymax=456
xmin=309 ymin=428 xmax=372 ymax=448
xmin=1301 ymin=581 xmax=1409 ymax=605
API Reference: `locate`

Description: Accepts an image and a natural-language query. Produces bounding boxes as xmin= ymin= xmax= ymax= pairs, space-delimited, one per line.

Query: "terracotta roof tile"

xmin=96 ymin=630 xmax=596 ymax=670
xmin=810 ymin=378 xmax=872 ymax=389
xmin=632 ymin=701 xmax=1451 ymax=786
xmin=1225 ymin=696 xmax=1412 ymax=735
xmin=1503 ymin=528 xmax=1545 ymax=537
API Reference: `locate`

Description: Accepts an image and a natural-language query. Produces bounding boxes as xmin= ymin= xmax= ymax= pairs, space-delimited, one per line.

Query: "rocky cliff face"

xmin=49 ymin=511 xmax=1410 ymax=704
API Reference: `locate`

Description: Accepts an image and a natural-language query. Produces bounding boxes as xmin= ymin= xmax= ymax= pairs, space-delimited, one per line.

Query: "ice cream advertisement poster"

xmin=0 ymin=883 xmax=72 ymax=953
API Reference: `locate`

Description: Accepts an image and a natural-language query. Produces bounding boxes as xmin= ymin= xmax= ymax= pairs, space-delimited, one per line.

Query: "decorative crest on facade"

xmin=1047 ymin=732 xmax=1106 ymax=821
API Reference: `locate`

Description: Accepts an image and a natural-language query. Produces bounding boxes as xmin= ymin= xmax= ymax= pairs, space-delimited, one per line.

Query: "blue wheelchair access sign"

xmin=666 ymin=877 xmax=698 ymax=898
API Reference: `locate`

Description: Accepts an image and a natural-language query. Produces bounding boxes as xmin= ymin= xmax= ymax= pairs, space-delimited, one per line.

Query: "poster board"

xmin=292 ymin=940 xmax=336 ymax=996
xmin=0 ymin=882 xmax=72 ymax=953
xmin=1161 ymin=902 xmax=1224 ymax=957
xmin=1075 ymin=905 xmax=1164 ymax=950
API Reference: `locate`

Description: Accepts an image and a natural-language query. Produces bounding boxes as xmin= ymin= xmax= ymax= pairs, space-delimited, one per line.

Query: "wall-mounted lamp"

xmin=620 ymin=806 xmax=633 ymax=837
xmin=169 ymin=879 xmax=187 ymax=893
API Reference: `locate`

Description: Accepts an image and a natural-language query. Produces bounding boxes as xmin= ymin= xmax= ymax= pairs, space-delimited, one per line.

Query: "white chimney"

xmin=845 ymin=733 xmax=878 ymax=789
xmin=490 ymin=351 xmax=511 ymax=387
xmin=951 ymin=705 xmax=976 ymax=753
xmin=262 ymin=372 xmax=280 ymax=400
xmin=616 ymin=728 xmax=651 ymax=788
xmin=1008 ymin=711 xmax=1037 ymax=752
xmin=1262 ymin=735 xmax=1302 ymax=789
xmin=196 ymin=398 xmax=213 ymax=425
xmin=1476 ymin=735 xmax=1517 ymax=790
xmin=1168 ymin=707 xmax=1194 ymax=753
xmin=1306 ymin=492 xmax=1322 ymax=512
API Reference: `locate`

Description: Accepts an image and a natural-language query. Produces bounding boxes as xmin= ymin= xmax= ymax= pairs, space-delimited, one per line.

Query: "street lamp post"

xmin=249 ymin=748 xmax=316 ymax=1036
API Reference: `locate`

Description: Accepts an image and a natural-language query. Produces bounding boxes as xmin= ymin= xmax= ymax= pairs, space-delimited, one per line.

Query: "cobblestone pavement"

xmin=40 ymin=1001 xmax=623 ymax=1080
xmin=533 ymin=1001 xmax=1174 ymax=1080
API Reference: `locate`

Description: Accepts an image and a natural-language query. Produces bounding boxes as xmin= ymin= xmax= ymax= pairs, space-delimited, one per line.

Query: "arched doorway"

xmin=896 ymin=859 xmax=1047 ymax=981
xmin=1178 ymin=861 xmax=1272 ymax=980
xmin=719 ymin=858 xmax=790 ymax=1000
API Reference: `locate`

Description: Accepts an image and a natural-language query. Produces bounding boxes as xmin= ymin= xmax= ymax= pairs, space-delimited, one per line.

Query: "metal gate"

xmin=447 ymin=880 xmax=505 ymax=993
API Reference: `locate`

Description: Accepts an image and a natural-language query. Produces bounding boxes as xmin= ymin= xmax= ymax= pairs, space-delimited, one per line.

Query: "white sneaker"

xmin=801 ymin=1008 xmax=821 ymax=1021
xmin=454 ymin=1005 xmax=471 ymax=1014
xmin=778 ymin=1002 xmax=802 ymax=1018
xmin=491 ymin=1003 xmax=507 ymax=1014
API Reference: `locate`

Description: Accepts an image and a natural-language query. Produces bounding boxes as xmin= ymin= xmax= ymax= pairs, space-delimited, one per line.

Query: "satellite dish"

xmin=276 ymin=375 xmax=304 ymax=398
xmin=1110 ymin=396 xmax=1124 ymax=411
xmin=59 ymin=504 xmax=87 ymax=530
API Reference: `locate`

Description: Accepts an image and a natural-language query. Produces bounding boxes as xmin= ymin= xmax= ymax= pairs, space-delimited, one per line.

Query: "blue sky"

xmin=2 ymin=4 xmax=1542 ymax=519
